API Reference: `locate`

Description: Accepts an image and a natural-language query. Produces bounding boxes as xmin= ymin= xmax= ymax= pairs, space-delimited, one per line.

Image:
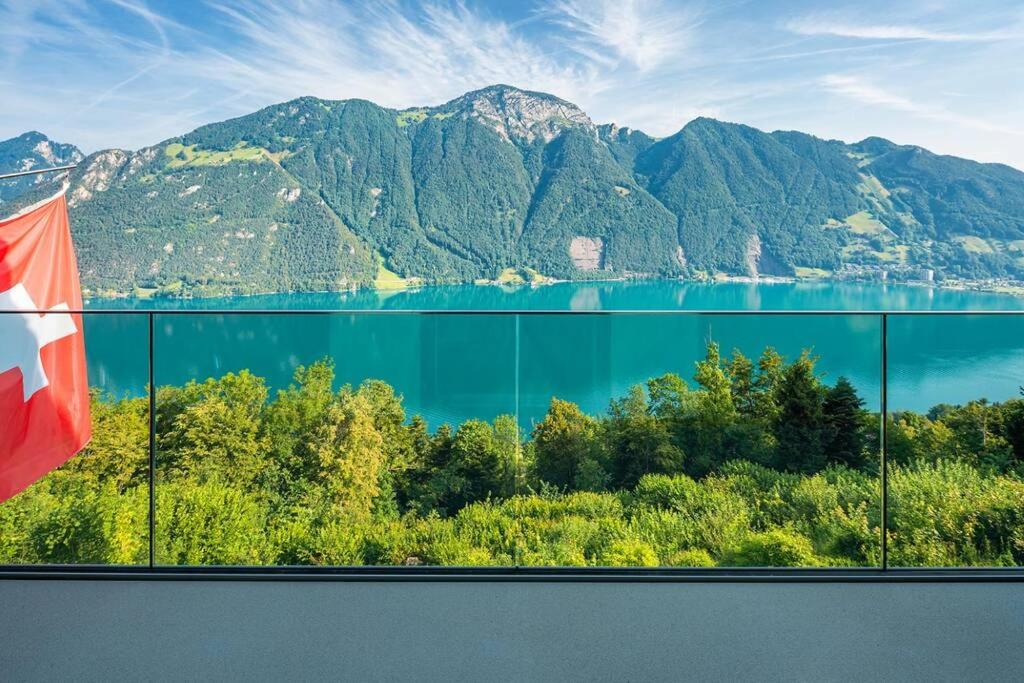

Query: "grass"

xmin=476 ymin=268 xmax=554 ymax=286
xmin=871 ymin=249 xmax=898 ymax=262
xmin=396 ymin=109 xmax=428 ymax=127
xmin=841 ymin=243 xmax=908 ymax=264
xmin=164 ymin=142 xmax=268 ymax=169
xmin=794 ymin=267 xmax=830 ymax=278
xmin=844 ymin=150 xmax=873 ymax=168
xmin=523 ymin=267 xmax=553 ymax=284
xmin=495 ymin=268 xmax=526 ymax=285
xmin=472 ymin=267 xmax=556 ymax=286
xmin=953 ymin=235 xmax=994 ymax=254
xmin=856 ymin=173 xmax=891 ymax=199
xmin=844 ymin=211 xmax=889 ymax=236
xmin=265 ymin=149 xmax=291 ymax=163
xmin=374 ymin=261 xmax=412 ymax=290
xmin=396 ymin=110 xmax=454 ymax=127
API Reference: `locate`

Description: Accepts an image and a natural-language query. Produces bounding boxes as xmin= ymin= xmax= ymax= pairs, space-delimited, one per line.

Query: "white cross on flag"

xmin=0 ymin=191 xmax=91 ymax=502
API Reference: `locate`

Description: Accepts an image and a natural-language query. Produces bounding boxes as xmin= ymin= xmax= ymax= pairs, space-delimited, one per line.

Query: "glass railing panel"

xmin=152 ymin=312 xmax=518 ymax=567
xmin=0 ymin=312 xmax=150 ymax=565
xmin=515 ymin=312 xmax=883 ymax=568
xmin=886 ymin=313 xmax=1024 ymax=568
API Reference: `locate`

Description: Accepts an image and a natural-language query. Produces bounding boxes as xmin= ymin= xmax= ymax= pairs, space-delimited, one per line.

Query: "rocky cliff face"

xmin=0 ymin=132 xmax=83 ymax=206
xmin=68 ymin=149 xmax=131 ymax=207
xmin=441 ymin=85 xmax=594 ymax=143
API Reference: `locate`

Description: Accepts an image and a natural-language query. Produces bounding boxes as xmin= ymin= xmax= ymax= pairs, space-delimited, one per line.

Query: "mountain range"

xmin=3 ymin=84 xmax=1024 ymax=297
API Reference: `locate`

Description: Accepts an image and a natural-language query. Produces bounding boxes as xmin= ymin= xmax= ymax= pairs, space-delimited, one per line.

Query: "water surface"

xmin=84 ymin=281 xmax=1024 ymax=426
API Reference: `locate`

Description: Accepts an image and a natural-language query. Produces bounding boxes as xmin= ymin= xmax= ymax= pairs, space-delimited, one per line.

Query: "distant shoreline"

xmin=82 ymin=272 xmax=1024 ymax=304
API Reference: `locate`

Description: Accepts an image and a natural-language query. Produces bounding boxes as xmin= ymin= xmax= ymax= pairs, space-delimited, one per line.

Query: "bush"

xmin=721 ymin=529 xmax=819 ymax=567
xmin=666 ymin=548 xmax=716 ymax=567
xmin=600 ymin=539 xmax=659 ymax=567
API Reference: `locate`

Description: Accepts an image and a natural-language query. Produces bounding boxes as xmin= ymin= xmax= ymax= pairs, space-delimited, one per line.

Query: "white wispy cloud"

xmin=2 ymin=0 xmax=1023 ymax=169
xmin=820 ymin=74 xmax=1023 ymax=138
xmin=787 ymin=17 xmax=1021 ymax=43
xmin=544 ymin=0 xmax=701 ymax=71
xmin=184 ymin=0 xmax=601 ymax=110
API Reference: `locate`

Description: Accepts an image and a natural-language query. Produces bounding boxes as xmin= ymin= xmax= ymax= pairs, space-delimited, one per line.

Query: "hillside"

xmin=4 ymin=85 xmax=1024 ymax=297
xmin=0 ymin=131 xmax=82 ymax=205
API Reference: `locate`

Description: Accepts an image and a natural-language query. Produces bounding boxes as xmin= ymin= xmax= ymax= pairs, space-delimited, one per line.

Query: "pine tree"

xmin=823 ymin=377 xmax=868 ymax=468
xmin=726 ymin=349 xmax=756 ymax=416
xmin=772 ymin=352 xmax=826 ymax=473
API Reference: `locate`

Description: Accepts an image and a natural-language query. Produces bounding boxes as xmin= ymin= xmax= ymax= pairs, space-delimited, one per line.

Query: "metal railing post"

xmin=880 ymin=313 xmax=889 ymax=571
xmin=148 ymin=312 xmax=156 ymax=570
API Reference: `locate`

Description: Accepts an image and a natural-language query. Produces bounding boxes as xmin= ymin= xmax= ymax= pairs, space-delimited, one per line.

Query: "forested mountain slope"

xmin=5 ymin=85 xmax=1024 ymax=297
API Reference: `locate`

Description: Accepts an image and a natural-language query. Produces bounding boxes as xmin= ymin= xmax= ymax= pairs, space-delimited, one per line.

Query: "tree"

xmin=308 ymin=391 xmax=387 ymax=522
xmin=678 ymin=344 xmax=742 ymax=476
xmin=726 ymin=349 xmax=756 ymax=416
xmin=356 ymin=379 xmax=415 ymax=518
xmin=493 ymin=414 xmax=524 ymax=494
xmin=694 ymin=343 xmax=737 ymax=425
xmin=394 ymin=414 xmax=432 ymax=511
xmin=532 ymin=398 xmax=606 ymax=491
xmin=607 ymin=386 xmax=684 ymax=488
xmin=452 ymin=418 xmax=516 ymax=503
xmin=939 ymin=400 xmax=1014 ymax=470
xmin=61 ymin=391 xmax=148 ymax=492
xmin=886 ymin=412 xmax=956 ymax=465
xmin=1001 ymin=399 xmax=1024 ymax=467
xmin=8 ymin=349 xmax=1024 ymax=570
xmin=646 ymin=373 xmax=689 ymax=420
xmin=262 ymin=360 xmax=336 ymax=491
xmin=753 ymin=347 xmax=785 ymax=420
xmin=772 ymin=352 xmax=827 ymax=473
xmin=159 ymin=371 xmax=270 ymax=487
xmin=823 ymin=377 xmax=869 ymax=469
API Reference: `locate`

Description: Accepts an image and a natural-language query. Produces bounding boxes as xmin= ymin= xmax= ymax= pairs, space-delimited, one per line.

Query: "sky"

xmin=2 ymin=0 xmax=1023 ymax=169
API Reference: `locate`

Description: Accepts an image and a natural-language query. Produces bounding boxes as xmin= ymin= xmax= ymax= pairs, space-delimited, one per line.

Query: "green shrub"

xmin=599 ymin=539 xmax=659 ymax=567
xmin=721 ymin=529 xmax=819 ymax=567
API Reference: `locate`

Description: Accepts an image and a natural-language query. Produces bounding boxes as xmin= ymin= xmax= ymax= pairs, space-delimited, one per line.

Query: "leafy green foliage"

xmin=2 ymin=344 xmax=1020 ymax=568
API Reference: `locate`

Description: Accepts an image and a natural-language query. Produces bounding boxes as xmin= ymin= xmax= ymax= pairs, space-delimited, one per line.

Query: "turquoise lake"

xmin=84 ymin=280 xmax=1024 ymax=428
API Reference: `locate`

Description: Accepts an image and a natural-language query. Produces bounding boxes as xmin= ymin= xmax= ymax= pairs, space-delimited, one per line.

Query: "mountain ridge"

xmin=3 ymin=84 xmax=1023 ymax=297
xmin=0 ymin=131 xmax=83 ymax=205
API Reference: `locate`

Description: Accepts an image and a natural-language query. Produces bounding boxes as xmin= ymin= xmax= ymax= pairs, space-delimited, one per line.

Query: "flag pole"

xmin=0 ymin=165 xmax=77 ymax=180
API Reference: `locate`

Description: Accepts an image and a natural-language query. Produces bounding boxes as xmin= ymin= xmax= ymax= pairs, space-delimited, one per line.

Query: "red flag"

xmin=0 ymin=191 xmax=91 ymax=502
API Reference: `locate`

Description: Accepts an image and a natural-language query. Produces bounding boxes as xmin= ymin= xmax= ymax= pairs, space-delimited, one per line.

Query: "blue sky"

xmin=2 ymin=0 xmax=1023 ymax=169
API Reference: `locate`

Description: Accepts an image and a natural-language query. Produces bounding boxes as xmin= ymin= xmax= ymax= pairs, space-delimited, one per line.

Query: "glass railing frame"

xmin=2 ymin=307 xmax=1024 ymax=581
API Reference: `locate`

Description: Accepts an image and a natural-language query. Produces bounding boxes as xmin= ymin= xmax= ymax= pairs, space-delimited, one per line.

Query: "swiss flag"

xmin=0 ymin=191 xmax=91 ymax=502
